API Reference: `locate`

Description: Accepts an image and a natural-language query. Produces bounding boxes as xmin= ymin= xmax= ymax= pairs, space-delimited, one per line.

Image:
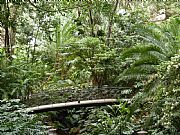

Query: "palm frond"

xmin=56 ymin=20 xmax=76 ymax=47
xmin=62 ymin=21 xmax=76 ymax=43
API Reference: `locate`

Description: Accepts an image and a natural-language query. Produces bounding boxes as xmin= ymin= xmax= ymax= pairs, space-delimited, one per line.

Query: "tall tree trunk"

xmin=4 ymin=1 xmax=11 ymax=58
xmin=106 ymin=0 xmax=119 ymax=47
xmin=9 ymin=5 xmax=18 ymax=57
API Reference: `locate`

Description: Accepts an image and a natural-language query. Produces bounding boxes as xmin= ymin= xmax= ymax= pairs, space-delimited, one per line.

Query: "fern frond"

xmin=147 ymin=51 xmax=168 ymax=61
xmin=120 ymin=74 xmax=151 ymax=81
xmin=124 ymin=65 xmax=156 ymax=75
xmin=121 ymin=44 xmax=162 ymax=59
xmin=133 ymin=55 xmax=159 ymax=66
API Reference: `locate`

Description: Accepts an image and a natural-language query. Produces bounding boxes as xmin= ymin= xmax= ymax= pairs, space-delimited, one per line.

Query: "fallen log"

xmin=26 ymin=99 xmax=131 ymax=114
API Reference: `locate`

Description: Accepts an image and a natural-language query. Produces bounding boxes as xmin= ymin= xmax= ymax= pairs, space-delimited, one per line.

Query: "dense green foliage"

xmin=0 ymin=0 xmax=179 ymax=135
xmin=128 ymin=53 xmax=180 ymax=135
xmin=0 ymin=99 xmax=47 ymax=135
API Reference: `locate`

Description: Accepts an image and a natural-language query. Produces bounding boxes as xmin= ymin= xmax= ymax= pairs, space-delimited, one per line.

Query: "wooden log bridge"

xmin=26 ymin=99 xmax=131 ymax=114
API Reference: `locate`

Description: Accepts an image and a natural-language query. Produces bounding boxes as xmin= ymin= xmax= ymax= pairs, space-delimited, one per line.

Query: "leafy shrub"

xmin=148 ymin=53 xmax=180 ymax=134
xmin=0 ymin=58 xmax=51 ymax=99
xmin=60 ymin=37 xmax=119 ymax=87
xmin=131 ymin=53 xmax=180 ymax=135
xmin=82 ymin=102 xmax=135 ymax=135
xmin=0 ymin=99 xmax=47 ymax=135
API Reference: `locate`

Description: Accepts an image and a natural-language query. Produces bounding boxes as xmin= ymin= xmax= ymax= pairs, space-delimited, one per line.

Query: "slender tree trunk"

xmin=32 ymin=25 xmax=40 ymax=64
xmin=106 ymin=0 xmax=119 ymax=47
xmin=5 ymin=26 xmax=10 ymax=56
xmin=26 ymin=42 xmax=30 ymax=64
xmin=89 ymin=9 xmax=95 ymax=37
xmin=87 ymin=0 xmax=95 ymax=37
xmin=10 ymin=28 xmax=16 ymax=55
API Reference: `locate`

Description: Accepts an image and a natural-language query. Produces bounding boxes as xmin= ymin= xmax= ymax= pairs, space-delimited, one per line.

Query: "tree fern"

xmin=121 ymin=17 xmax=180 ymax=81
